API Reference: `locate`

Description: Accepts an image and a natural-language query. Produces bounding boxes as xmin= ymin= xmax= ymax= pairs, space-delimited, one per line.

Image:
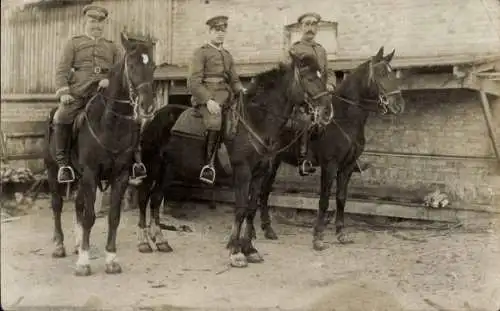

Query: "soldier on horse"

xmin=53 ymin=5 xmax=147 ymax=184
xmin=289 ymin=12 xmax=370 ymax=176
xmin=187 ymin=15 xmax=247 ymax=185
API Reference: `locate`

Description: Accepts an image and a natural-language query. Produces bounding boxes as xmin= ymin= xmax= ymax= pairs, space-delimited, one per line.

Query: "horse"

xmin=135 ymin=51 xmax=332 ymax=267
xmin=43 ymin=32 xmax=157 ymax=276
xmin=257 ymin=46 xmax=406 ymax=249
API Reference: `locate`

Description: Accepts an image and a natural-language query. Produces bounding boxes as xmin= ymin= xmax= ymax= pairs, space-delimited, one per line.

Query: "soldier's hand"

xmin=60 ymin=94 xmax=75 ymax=104
xmin=326 ymin=84 xmax=335 ymax=92
xmin=98 ymin=79 xmax=110 ymax=90
xmin=206 ymin=99 xmax=221 ymax=115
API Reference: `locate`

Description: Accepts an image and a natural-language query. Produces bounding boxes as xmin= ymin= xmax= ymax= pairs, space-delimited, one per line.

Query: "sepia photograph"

xmin=1 ymin=0 xmax=499 ymax=310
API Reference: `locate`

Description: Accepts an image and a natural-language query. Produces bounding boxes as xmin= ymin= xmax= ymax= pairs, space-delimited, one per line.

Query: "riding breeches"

xmin=194 ymin=86 xmax=232 ymax=131
xmin=52 ymin=99 xmax=87 ymax=125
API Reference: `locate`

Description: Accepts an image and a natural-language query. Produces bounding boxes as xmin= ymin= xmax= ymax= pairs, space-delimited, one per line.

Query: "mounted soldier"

xmin=53 ymin=4 xmax=147 ymax=184
xmin=290 ymin=12 xmax=370 ymax=176
xmin=187 ymin=15 xmax=247 ymax=184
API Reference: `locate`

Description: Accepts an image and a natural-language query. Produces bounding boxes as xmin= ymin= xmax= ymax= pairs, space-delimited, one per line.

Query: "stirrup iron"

xmin=199 ymin=164 xmax=216 ymax=185
xmin=57 ymin=166 xmax=75 ymax=183
xmin=131 ymin=162 xmax=147 ymax=179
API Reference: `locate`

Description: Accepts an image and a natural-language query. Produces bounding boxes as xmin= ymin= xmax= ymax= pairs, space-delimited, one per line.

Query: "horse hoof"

xmin=52 ymin=246 xmax=66 ymax=258
xmin=138 ymin=242 xmax=153 ymax=253
xmin=337 ymin=232 xmax=354 ymax=244
xmin=73 ymin=247 xmax=79 ymax=255
xmin=264 ymin=227 xmax=278 ymax=240
xmin=245 ymin=252 xmax=264 ymax=263
xmin=156 ymin=242 xmax=173 ymax=253
xmin=230 ymin=253 xmax=248 ymax=268
xmin=312 ymin=240 xmax=329 ymax=251
xmin=74 ymin=264 xmax=91 ymax=276
xmin=105 ymin=262 xmax=122 ymax=274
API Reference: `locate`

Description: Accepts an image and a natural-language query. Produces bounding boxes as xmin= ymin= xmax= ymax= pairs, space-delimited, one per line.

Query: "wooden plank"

xmin=478 ymin=91 xmax=500 ymax=165
xmin=0 ymin=121 xmax=48 ymax=134
xmin=169 ymin=185 xmax=498 ymax=223
xmin=154 ymin=53 xmax=500 ymax=80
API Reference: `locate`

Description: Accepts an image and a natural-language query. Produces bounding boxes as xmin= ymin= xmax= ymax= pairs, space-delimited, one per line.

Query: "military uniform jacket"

xmin=289 ymin=39 xmax=335 ymax=86
xmin=188 ymin=43 xmax=244 ymax=106
xmin=55 ymin=35 xmax=121 ymax=99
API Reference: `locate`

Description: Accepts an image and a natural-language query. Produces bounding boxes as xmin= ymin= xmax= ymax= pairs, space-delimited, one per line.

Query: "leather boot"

xmin=298 ymin=130 xmax=315 ymax=176
xmin=199 ymin=130 xmax=220 ymax=184
xmin=130 ymin=123 xmax=147 ymax=183
xmin=54 ymin=124 xmax=75 ymax=183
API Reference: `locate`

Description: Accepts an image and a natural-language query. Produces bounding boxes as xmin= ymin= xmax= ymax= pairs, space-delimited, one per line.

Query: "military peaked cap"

xmin=206 ymin=15 xmax=229 ymax=28
xmin=297 ymin=12 xmax=321 ymax=24
xmin=83 ymin=5 xmax=109 ymax=21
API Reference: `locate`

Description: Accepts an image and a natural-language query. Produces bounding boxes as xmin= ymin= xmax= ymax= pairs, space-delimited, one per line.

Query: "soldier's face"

xmin=209 ymin=25 xmax=227 ymax=44
xmin=85 ymin=17 xmax=105 ymax=38
xmin=301 ymin=17 xmax=319 ymax=40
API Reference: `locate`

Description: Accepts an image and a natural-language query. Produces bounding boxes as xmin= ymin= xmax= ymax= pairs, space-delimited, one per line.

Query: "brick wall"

xmin=274 ymin=89 xmax=500 ymax=206
xmin=172 ymin=0 xmax=500 ymax=65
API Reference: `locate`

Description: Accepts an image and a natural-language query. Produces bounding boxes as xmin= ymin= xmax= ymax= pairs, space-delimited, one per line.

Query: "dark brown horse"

xmin=257 ymin=47 xmax=406 ymax=249
xmin=43 ymin=32 xmax=156 ymax=276
xmin=135 ymin=52 xmax=331 ymax=267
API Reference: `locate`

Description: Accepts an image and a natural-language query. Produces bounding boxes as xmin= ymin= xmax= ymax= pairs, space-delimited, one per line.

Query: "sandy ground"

xmin=1 ymin=198 xmax=499 ymax=311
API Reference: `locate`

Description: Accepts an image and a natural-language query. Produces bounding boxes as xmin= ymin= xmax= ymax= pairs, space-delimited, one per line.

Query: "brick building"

xmin=1 ymin=0 xmax=499 ymax=208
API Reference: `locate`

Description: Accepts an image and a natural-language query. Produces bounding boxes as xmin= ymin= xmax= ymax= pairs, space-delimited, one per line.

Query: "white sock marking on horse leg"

xmin=105 ymin=251 xmax=117 ymax=264
xmin=74 ymin=223 xmax=82 ymax=249
xmin=76 ymin=249 xmax=90 ymax=266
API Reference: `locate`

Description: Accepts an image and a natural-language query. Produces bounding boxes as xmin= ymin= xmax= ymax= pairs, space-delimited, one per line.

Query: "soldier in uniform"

xmin=290 ymin=12 xmax=369 ymax=175
xmin=187 ymin=15 xmax=247 ymax=185
xmin=53 ymin=5 xmax=146 ymax=184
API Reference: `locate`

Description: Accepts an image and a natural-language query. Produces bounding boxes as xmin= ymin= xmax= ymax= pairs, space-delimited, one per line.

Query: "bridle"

xmin=84 ymin=53 xmax=155 ymax=155
xmin=235 ymin=62 xmax=331 ymax=157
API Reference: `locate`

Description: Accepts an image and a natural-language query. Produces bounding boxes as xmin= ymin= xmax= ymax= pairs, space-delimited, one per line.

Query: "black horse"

xmin=43 ymin=32 xmax=156 ymax=276
xmin=257 ymin=47 xmax=406 ymax=249
xmin=135 ymin=52 xmax=331 ymax=267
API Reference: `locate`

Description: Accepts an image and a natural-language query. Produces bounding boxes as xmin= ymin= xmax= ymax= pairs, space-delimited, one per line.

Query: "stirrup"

xmin=57 ymin=166 xmax=75 ymax=183
xmin=299 ymin=160 xmax=314 ymax=176
xmin=130 ymin=162 xmax=147 ymax=182
xmin=199 ymin=164 xmax=216 ymax=185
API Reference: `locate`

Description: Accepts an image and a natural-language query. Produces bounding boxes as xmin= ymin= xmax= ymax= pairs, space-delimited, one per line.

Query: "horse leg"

xmin=259 ymin=157 xmax=281 ymax=240
xmin=137 ymin=179 xmax=153 ymax=253
xmin=241 ymin=167 xmax=267 ymax=263
xmin=74 ymin=173 xmax=97 ymax=276
xmin=48 ymin=165 xmax=66 ymax=258
xmin=104 ymin=171 xmax=129 ymax=274
xmin=313 ymin=160 xmax=337 ymax=251
xmin=149 ymin=169 xmax=173 ymax=253
xmin=335 ymin=168 xmax=355 ymax=244
xmin=227 ymin=163 xmax=250 ymax=268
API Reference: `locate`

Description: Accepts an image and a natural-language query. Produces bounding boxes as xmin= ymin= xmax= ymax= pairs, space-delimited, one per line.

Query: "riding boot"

xmin=129 ymin=122 xmax=147 ymax=184
xmin=199 ymin=130 xmax=220 ymax=185
xmin=54 ymin=124 xmax=75 ymax=183
xmin=298 ymin=130 xmax=315 ymax=176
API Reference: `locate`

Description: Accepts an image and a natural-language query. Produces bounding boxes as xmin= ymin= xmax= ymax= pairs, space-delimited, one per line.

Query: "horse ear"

xmin=384 ymin=49 xmax=395 ymax=62
xmin=120 ymin=31 xmax=131 ymax=50
xmin=374 ymin=46 xmax=384 ymax=62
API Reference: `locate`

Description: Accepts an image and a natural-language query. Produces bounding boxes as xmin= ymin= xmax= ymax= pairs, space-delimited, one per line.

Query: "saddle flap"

xmin=170 ymin=107 xmax=206 ymax=139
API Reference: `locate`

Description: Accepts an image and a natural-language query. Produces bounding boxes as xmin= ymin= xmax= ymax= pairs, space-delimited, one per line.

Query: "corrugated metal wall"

xmin=1 ymin=0 xmax=172 ymax=95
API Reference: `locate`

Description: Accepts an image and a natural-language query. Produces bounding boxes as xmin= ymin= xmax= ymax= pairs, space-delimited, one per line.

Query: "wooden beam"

xmin=154 ymin=53 xmax=500 ymax=80
xmin=170 ymin=186 xmax=498 ymax=223
xmin=478 ymin=91 xmax=500 ymax=165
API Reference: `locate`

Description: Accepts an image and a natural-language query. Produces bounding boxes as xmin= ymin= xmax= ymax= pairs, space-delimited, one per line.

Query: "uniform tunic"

xmin=188 ymin=43 xmax=243 ymax=131
xmin=53 ymin=35 xmax=121 ymax=124
xmin=289 ymin=39 xmax=336 ymax=87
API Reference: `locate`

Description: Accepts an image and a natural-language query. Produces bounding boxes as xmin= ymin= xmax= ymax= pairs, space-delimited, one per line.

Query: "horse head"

xmin=119 ymin=31 xmax=156 ymax=121
xmin=347 ymin=46 xmax=406 ymax=115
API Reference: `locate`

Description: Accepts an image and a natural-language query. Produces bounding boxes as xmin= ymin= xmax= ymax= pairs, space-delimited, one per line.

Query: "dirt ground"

xmin=1 ymin=197 xmax=499 ymax=311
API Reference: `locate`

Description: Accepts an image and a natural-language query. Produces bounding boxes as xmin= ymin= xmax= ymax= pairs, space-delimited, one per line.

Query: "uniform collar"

xmin=299 ymin=38 xmax=318 ymax=46
xmin=207 ymin=42 xmax=224 ymax=50
xmin=85 ymin=33 xmax=103 ymax=41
